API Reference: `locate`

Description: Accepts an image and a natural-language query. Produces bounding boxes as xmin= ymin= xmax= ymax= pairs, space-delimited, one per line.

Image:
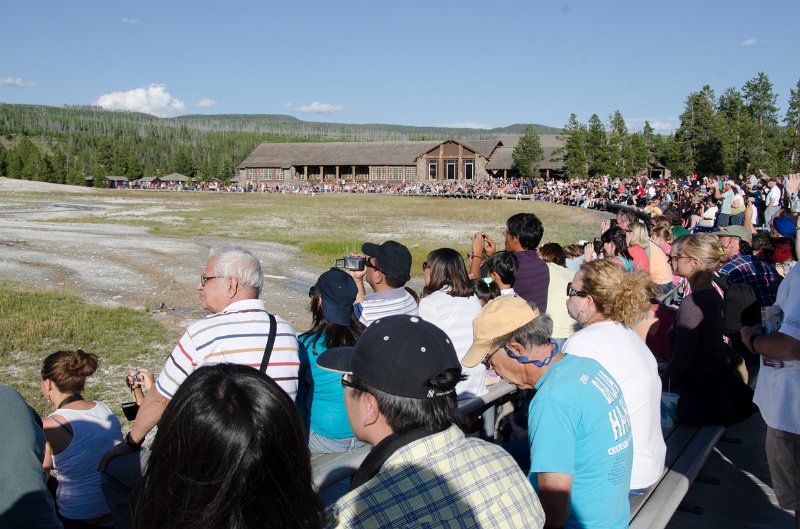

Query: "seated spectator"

xmin=563 ymin=243 xmax=585 ymax=273
xmin=300 ymin=268 xmax=366 ymax=453
xmin=349 ymin=240 xmax=418 ymax=326
xmin=419 ymin=248 xmax=485 ymax=399
xmin=590 ymin=226 xmax=634 ymax=270
xmin=463 ymin=297 xmax=633 ymax=529
xmin=563 ymin=260 xmax=666 ymax=495
xmin=772 ymin=238 xmax=796 ymax=277
xmin=318 ymin=315 xmax=545 ymax=528
xmin=662 ymin=234 xmax=736 ymax=425
xmin=486 ymin=250 xmax=518 ymax=296
xmin=0 ymin=384 xmax=61 ymax=529
xmin=539 ymin=242 xmax=579 ymax=348
xmin=627 ymin=222 xmax=651 ymax=272
xmin=473 ymin=278 xmax=500 ymax=305
xmin=131 ymin=364 xmax=323 ymax=529
xmin=714 ymin=225 xmax=782 ymax=307
xmin=40 ymin=349 xmax=123 ymax=528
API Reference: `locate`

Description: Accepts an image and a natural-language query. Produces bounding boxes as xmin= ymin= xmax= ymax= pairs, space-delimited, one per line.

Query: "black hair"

xmin=486 ymin=251 xmax=519 ymax=286
xmin=422 ymin=248 xmax=474 ymax=298
xmin=300 ymin=287 xmax=365 ymax=356
xmin=601 ymin=226 xmax=633 ymax=261
xmin=132 ymin=364 xmax=323 ymax=529
xmin=349 ymin=368 xmax=463 ymax=435
xmin=506 ymin=213 xmax=544 ymax=250
xmin=473 ymin=278 xmax=501 ymax=305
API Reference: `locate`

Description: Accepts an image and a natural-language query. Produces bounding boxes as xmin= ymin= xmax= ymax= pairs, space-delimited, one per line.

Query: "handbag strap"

xmin=260 ymin=313 xmax=277 ymax=374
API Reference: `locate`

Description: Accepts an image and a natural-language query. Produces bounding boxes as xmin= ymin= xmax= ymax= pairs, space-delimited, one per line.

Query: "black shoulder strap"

xmin=260 ymin=313 xmax=277 ymax=374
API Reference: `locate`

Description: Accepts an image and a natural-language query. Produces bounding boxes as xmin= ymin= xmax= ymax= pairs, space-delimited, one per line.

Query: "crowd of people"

xmin=3 ymin=172 xmax=800 ymax=529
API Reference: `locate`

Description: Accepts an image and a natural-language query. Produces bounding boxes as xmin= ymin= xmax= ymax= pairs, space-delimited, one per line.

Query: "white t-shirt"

xmin=766 ymin=185 xmax=782 ymax=208
xmin=563 ymin=321 xmax=666 ymax=489
xmin=754 ymin=266 xmax=800 ymax=434
xmin=545 ymin=262 xmax=579 ymax=340
xmin=419 ymin=288 xmax=486 ymax=399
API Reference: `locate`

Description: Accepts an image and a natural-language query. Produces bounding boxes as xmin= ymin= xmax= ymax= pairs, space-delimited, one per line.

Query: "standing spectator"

xmin=319 ymin=315 xmax=545 ymax=528
xmin=131 ymin=364 xmax=324 ymax=529
xmin=463 ymin=297 xmax=633 ymax=529
xmin=539 ymin=242 xmax=579 ymax=348
xmin=349 ymin=240 xmax=418 ymax=326
xmin=711 ymin=180 xmax=736 ymax=227
xmin=662 ymin=234 xmax=735 ymax=425
xmin=300 ymin=268 xmax=366 ymax=453
xmin=764 ymin=174 xmax=783 ymax=227
xmin=563 ymin=260 xmax=666 ymax=496
xmin=40 ymin=349 xmax=123 ymax=528
xmin=419 ymin=248 xmax=485 ymax=399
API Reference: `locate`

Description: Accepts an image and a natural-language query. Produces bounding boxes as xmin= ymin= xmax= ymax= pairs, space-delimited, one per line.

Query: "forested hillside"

xmin=0 ymin=103 xmax=559 ymax=185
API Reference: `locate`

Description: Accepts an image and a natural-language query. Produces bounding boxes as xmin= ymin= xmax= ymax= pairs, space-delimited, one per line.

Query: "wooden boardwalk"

xmin=667 ymin=413 xmax=795 ymax=529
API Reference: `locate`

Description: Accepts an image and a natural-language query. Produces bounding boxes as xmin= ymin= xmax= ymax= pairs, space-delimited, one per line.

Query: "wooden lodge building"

xmin=237 ymin=135 xmax=565 ymax=185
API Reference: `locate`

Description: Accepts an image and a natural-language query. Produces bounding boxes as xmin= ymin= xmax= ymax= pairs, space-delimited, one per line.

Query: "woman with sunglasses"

xmin=419 ymin=248 xmax=485 ymax=399
xmin=563 ymin=259 xmax=666 ymax=496
xmin=661 ymin=233 xmax=735 ymax=426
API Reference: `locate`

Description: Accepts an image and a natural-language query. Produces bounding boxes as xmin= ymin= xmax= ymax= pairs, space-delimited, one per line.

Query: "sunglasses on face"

xmin=566 ymin=282 xmax=588 ymax=297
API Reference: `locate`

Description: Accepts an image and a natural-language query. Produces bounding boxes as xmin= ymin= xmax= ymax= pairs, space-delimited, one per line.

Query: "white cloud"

xmin=1 ymin=76 xmax=36 ymax=87
xmin=121 ymin=17 xmax=140 ymax=24
xmin=196 ymin=98 xmax=217 ymax=108
xmin=626 ymin=118 xmax=677 ymax=133
xmin=741 ymin=38 xmax=757 ymax=46
xmin=443 ymin=122 xmax=493 ymax=130
xmin=284 ymin=101 xmax=344 ymax=114
xmin=94 ymin=84 xmax=186 ymax=117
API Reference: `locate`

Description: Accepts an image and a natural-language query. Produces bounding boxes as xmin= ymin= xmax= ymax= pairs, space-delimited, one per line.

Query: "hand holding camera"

xmin=122 ymin=367 xmax=154 ymax=420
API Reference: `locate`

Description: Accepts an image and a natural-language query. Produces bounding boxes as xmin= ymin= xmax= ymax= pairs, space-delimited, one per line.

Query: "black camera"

xmin=121 ymin=401 xmax=139 ymax=421
xmin=593 ymin=239 xmax=603 ymax=255
xmin=334 ymin=256 xmax=365 ymax=271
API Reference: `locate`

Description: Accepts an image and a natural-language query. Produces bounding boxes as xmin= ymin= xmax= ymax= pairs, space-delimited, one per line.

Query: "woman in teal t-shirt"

xmin=300 ymin=268 xmax=366 ymax=453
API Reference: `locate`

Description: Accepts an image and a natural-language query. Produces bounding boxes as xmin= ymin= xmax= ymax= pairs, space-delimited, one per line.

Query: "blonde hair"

xmin=652 ymin=217 xmax=673 ymax=244
xmin=680 ymin=233 xmax=724 ymax=272
xmin=629 ymin=223 xmax=650 ymax=249
xmin=579 ymin=259 xmax=657 ymax=326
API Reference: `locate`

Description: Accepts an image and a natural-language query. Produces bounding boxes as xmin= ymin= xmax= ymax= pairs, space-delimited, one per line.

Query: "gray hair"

xmin=493 ymin=313 xmax=554 ymax=351
xmin=209 ymin=245 xmax=264 ymax=294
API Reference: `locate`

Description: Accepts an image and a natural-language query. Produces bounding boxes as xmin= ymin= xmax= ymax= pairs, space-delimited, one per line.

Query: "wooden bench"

xmin=629 ymin=423 xmax=726 ymax=529
xmin=311 ymin=380 xmax=518 ymax=490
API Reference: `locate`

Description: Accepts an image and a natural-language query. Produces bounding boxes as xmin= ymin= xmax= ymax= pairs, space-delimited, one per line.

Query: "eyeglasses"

xmin=422 ymin=261 xmax=429 ymax=270
xmin=667 ymin=255 xmax=691 ymax=264
xmin=484 ymin=342 xmax=560 ymax=368
xmin=566 ymin=282 xmax=588 ymax=297
xmin=200 ymin=275 xmax=218 ymax=286
xmin=340 ymin=374 xmax=363 ymax=391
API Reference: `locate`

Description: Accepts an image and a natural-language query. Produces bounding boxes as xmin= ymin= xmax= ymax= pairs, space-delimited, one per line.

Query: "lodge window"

xmin=371 ymin=167 xmax=386 ymax=181
xmin=464 ymin=161 xmax=474 ymax=180
xmin=406 ymin=167 xmax=417 ymax=179
xmin=247 ymin=168 xmax=256 ymax=179
xmin=445 ymin=160 xmax=457 ymax=180
xmin=428 ymin=162 xmax=438 ymax=179
xmin=260 ymin=168 xmax=272 ymax=181
xmin=389 ymin=167 xmax=404 ymax=180
xmin=276 ymin=169 xmax=285 ymax=181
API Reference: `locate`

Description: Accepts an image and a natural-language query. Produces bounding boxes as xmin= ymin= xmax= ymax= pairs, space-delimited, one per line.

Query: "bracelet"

xmin=749 ymin=334 xmax=760 ymax=355
xmin=468 ymin=254 xmax=480 ymax=260
xmin=124 ymin=431 xmax=143 ymax=450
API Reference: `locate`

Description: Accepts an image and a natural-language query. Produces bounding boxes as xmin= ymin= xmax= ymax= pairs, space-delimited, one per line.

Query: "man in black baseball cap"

xmin=317 ymin=315 xmax=544 ymax=528
xmin=348 ymin=240 xmax=418 ymax=326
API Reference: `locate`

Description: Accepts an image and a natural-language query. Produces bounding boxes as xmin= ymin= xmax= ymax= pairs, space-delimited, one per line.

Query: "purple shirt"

xmin=513 ymin=250 xmax=550 ymax=312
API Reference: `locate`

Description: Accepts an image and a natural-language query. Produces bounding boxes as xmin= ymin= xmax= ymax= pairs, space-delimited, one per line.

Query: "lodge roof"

xmin=240 ymin=141 xmax=442 ymax=168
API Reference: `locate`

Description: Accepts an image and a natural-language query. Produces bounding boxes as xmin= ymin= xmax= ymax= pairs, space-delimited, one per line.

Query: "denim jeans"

xmin=308 ymin=430 xmax=365 ymax=454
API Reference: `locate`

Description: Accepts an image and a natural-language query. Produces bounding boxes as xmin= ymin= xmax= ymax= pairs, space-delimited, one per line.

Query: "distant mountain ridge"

xmin=1 ymin=103 xmax=562 ymax=140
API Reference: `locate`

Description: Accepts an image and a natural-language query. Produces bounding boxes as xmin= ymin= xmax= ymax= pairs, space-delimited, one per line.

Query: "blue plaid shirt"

xmin=326 ymin=425 xmax=545 ymax=528
xmin=719 ymin=253 xmax=782 ymax=306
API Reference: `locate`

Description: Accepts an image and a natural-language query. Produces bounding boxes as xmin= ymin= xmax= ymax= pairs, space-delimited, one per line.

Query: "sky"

xmin=3 ymin=1 xmax=799 ymax=133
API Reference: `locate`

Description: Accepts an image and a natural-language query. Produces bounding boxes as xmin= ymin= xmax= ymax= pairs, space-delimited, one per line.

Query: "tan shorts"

xmin=766 ymin=426 xmax=800 ymax=510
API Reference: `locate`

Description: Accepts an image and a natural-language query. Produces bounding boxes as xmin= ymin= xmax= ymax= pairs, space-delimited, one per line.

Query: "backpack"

xmin=712 ymin=274 xmax=759 ymax=337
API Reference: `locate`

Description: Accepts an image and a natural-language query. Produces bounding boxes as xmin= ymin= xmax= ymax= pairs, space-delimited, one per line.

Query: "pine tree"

xmin=717 ymin=87 xmax=748 ymax=175
xmin=585 ymin=114 xmax=609 ymax=177
xmin=674 ymin=85 xmax=722 ymax=177
xmin=607 ymin=110 xmax=630 ymax=178
xmin=784 ymin=78 xmax=800 ymax=170
xmin=742 ymin=72 xmax=779 ymax=173
xmin=562 ymin=114 xmax=588 ymax=179
xmin=512 ymin=125 xmax=544 ymax=179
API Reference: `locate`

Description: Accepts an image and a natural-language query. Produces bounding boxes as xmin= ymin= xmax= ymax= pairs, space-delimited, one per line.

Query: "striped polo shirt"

xmin=155 ymin=299 xmax=300 ymax=400
xmin=357 ymin=287 xmax=418 ymax=327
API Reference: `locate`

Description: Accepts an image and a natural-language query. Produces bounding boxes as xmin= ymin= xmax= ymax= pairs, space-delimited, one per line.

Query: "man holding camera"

xmin=348 ymin=240 xmax=418 ymax=326
xmin=98 ymin=244 xmax=301 ymax=529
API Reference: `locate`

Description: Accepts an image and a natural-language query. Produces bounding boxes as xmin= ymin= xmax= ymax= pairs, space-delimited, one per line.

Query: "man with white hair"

xmin=99 ymin=244 xmax=301 ymax=529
